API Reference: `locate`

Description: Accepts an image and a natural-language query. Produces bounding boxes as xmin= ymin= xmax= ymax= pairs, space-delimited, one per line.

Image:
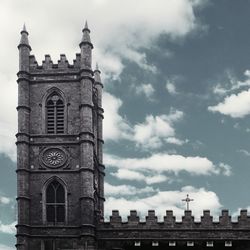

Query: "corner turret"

xmin=94 ymin=62 xmax=105 ymax=219
xmin=16 ymin=24 xmax=31 ymax=250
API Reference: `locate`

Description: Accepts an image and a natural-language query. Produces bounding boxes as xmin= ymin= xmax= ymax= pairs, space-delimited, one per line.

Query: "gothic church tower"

xmin=16 ymin=23 xmax=104 ymax=250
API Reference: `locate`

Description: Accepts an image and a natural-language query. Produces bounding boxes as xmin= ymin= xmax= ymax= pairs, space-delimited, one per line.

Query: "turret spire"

xmin=84 ymin=20 xmax=89 ymax=31
xmin=79 ymin=20 xmax=93 ymax=48
xmin=18 ymin=23 xmax=31 ymax=50
xmin=22 ymin=23 xmax=27 ymax=33
xmin=94 ymin=63 xmax=102 ymax=83
xmin=95 ymin=62 xmax=99 ymax=71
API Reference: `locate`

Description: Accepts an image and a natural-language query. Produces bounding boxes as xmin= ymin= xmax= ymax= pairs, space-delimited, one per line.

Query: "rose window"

xmin=42 ymin=148 xmax=67 ymax=168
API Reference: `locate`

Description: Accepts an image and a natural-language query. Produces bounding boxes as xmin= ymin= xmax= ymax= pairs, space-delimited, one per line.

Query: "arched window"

xmin=46 ymin=93 xmax=64 ymax=134
xmin=46 ymin=180 xmax=65 ymax=223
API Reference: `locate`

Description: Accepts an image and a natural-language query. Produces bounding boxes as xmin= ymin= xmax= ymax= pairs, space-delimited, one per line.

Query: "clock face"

xmin=41 ymin=148 xmax=67 ymax=168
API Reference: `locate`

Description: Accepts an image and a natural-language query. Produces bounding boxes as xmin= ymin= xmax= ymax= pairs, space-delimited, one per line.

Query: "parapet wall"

xmin=101 ymin=209 xmax=250 ymax=229
xmin=29 ymin=54 xmax=82 ymax=72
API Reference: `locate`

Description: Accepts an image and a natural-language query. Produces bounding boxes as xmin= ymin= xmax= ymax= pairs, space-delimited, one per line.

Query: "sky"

xmin=1 ymin=0 xmax=250 ymax=249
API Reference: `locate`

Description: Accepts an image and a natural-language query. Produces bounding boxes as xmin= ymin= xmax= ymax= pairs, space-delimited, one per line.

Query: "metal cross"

xmin=182 ymin=194 xmax=194 ymax=211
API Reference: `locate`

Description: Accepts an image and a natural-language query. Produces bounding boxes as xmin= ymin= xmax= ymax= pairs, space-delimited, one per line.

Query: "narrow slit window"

xmin=46 ymin=94 xmax=64 ymax=134
xmin=46 ymin=180 xmax=66 ymax=223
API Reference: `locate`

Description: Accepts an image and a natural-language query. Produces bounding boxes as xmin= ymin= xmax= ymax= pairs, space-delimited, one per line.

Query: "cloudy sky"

xmin=1 ymin=0 xmax=250 ymax=248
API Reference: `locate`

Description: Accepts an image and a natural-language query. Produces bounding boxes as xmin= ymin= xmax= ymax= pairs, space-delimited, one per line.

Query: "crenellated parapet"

xmin=29 ymin=53 xmax=82 ymax=72
xmin=98 ymin=209 xmax=250 ymax=232
xmin=97 ymin=210 xmax=250 ymax=249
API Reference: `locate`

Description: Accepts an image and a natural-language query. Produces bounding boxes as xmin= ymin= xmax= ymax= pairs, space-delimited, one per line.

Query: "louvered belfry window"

xmin=46 ymin=180 xmax=65 ymax=223
xmin=46 ymin=93 xmax=64 ymax=134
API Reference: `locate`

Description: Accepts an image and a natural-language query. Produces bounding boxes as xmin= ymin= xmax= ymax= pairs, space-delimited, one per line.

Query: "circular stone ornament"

xmin=41 ymin=148 xmax=67 ymax=168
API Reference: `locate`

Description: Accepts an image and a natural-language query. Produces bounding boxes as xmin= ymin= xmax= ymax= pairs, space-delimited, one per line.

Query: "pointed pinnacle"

xmin=21 ymin=23 xmax=28 ymax=34
xmin=94 ymin=62 xmax=101 ymax=73
xmin=94 ymin=63 xmax=102 ymax=83
xmin=95 ymin=63 xmax=99 ymax=71
xmin=18 ymin=23 xmax=31 ymax=50
xmin=80 ymin=21 xmax=93 ymax=48
xmin=85 ymin=21 xmax=88 ymax=30
xmin=82 ymin=20 xmax=90 ymax=33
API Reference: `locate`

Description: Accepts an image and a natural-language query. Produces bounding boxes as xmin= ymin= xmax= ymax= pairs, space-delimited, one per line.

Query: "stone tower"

xmin=16 ymin=23 xmax=104 ymax=250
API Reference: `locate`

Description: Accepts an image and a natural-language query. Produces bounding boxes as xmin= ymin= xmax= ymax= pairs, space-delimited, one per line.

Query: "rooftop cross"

xmin=182 ymin=194 xmax=194 ymax=211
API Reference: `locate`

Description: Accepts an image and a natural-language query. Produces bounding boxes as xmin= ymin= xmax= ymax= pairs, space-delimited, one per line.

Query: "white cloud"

xmin=212 ymin=71 xmax=238 ymax=96
xmin=133 ymin=109 xmax=184 ymax=149
xmin=105 ymin=153 xmax=231 ymax=176
xmin=0 ymin=221 xmax=15 ymax=234
xmin=103 ymin=92 xmax=132 ymax=141
xmin=135 ymin=83 xmax=155 ymax=99
xmin=166 ymin=81 xmax=177 ymax=95
xmin=134 ymin=115 xmax=175 ymax=149
xmin=111 ymin=169 xmax=168 ymax=184
xmin=166 ymin=108 xmax=184 ymax=122
xmin=208 ymin=89 xmax=250 ymax=118
xmin=104 ymin=186 xmax=221 ymax=220
xmin=212 ymin=70 xmax=250 ymax=96
xmin=103 ymin=91 xmax=185 ymax=150
xmin=0 ymin=73 xmax=17 ymax=162
xmin=213 ymin=85 xmax=228 ymax=96
xmin=238 ymin=149 xmax=250 ymax=157
xmin=0 ymin=244 xmax=15 ymax=250
xmin=111 ymin=169 xmax=145 ymax=182
xmin=0 ymin=196 xmax=11 ymax=205
xmin=165 ymin=137 xmax=188 ymax=145
xmin=105 ymin=182 xmax=157 ymax=196
xmin=146 ymin=174 xmax=168 ymax=184
xmin=217 ymin=163 xmax=232 ymax=177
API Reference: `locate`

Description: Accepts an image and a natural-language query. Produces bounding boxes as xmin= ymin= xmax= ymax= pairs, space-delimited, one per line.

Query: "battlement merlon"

xmin=103 ymin=209 xmax=250 ymax=228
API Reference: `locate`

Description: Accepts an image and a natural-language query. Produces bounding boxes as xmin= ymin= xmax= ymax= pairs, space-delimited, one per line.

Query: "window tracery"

xmin=45 ymin=180 xmax=65 ymax=223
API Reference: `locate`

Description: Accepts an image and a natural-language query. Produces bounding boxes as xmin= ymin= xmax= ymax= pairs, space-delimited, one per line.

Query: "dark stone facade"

xmin=16 ymin=24 xmax=250 ymax=250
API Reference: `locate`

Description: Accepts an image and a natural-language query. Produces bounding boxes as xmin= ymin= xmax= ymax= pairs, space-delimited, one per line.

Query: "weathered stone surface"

xmin=16 ymin=25 xmax=103 ymax=250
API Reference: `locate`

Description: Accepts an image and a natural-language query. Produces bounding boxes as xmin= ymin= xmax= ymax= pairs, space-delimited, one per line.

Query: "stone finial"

xmin=18 ymin=23 xmax=31 ymax=50
xmin=22 ymin=23 xmax=28 ymax=34
xmin=94 ymin=63 xmax=102 ymax=83
xmin=95 ymin=63 xmax=99 ymax=71
xmin=79 ymin=20 xmax=93 ymax=48
xmin=84 ymin=20 xmax=89 ymax=31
